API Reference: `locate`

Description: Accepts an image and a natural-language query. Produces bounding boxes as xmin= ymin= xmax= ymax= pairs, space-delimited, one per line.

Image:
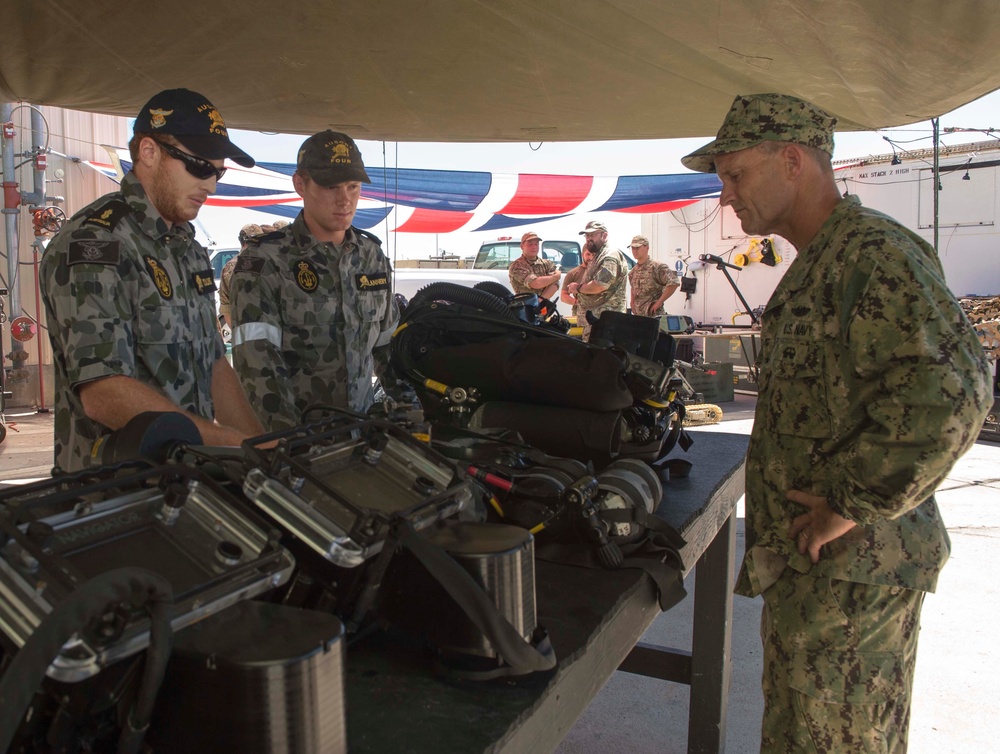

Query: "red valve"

xmin=10 ymin=317 xmax=36 ymax=343
xmin=3 ymin=181 xmax=21 ymax=210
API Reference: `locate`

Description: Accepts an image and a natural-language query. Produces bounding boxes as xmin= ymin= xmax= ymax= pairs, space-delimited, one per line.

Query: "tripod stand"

xmin=698 ymin=254 xmax=761 ymax=383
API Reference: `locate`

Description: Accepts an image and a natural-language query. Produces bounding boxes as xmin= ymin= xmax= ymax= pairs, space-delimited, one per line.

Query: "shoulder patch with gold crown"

xmin=294 ymin=260 xmax=320 ymax=292
xmin=143 ymin=256 xmax=174 ymax=300
xmin=355 ymin=227 xmax=383 ymax=247
xmin=82 ymin=200 xmax=131 ymax=232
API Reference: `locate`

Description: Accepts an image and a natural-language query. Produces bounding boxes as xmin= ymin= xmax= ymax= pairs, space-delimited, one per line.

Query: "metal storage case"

xmin=0 ymin=464 xmax=295 ymax=682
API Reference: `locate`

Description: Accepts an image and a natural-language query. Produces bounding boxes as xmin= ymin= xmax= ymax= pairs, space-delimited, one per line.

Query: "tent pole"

xmin=933 ymin=117 xmax=940 ymax=254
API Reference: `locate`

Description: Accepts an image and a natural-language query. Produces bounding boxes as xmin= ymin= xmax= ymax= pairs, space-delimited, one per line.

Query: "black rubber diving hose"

xmin=407 ymin=281 xmax=513 ymax=317
xmin=471 ymin=279 xmax=513 ymax=300
xmin=0 ymin=567 xmax=173 ymax=754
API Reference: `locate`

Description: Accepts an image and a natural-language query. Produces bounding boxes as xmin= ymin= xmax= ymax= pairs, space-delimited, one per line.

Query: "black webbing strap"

xmin=535 ymin=536 xmax=688 ymax=612
xmin=535 ymin=506 xmax=688 ymax=613
xmin=600 ymin=507 xmax=687 ymax=553
xmin=394 ymin=520 xmax=556 ymax=674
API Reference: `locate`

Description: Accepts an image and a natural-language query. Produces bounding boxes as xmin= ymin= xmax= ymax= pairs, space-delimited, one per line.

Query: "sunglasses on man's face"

xmin=157 ymin=141 xmax=227 ymax=181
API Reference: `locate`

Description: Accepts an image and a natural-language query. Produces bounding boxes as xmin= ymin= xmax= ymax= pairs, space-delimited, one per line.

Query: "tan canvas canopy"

xmin=2 ymin=0 xmax=999 ymax=141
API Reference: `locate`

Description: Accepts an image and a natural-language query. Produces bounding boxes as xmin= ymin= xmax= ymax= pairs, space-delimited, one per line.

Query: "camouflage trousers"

xmin=759 ymin=569 xmax=925 ymax=753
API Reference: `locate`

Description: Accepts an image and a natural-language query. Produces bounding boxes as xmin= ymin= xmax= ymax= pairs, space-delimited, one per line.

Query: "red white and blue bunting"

xmin=84 ymin=149 xmax=722 ymax=234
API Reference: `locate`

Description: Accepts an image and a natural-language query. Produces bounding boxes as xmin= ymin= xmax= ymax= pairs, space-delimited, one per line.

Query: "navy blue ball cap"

xmin=133 ymin=88 xmax=254 ymax=168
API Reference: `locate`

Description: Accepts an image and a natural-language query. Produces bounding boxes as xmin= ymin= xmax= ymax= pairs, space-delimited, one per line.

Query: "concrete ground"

xmin=557 ymin=394 xmax=1000 ymax=754
xmin=0 ymin=408 xmax=56 ymax=482
xmin=2 ymin=397 xmax=998 ymax=753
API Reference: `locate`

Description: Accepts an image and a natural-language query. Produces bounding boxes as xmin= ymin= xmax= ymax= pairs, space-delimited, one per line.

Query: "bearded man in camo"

xmin=230 ymin=131 xmax=399 ymax=430
xmin=566 ymin=220 xmax=628 ymax=341
xmin=683 ymin=94 xmax=992 ymax=753
xmin=40 ymin=88 xmax=264 ymax=472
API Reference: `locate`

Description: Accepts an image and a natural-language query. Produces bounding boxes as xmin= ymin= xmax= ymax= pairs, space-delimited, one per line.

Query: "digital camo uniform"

xmin=218 ymin=222 xmax=265 ymax=323
xmin=576 ymin=243 xmax=627 ymax=340
xmin=230 ymin=216 xmax=399 ymax=430
xmin=217 ymin=255 xmax=239 ymax=322
xmin=561 ymin=262 xmax=588 ymax=318
xmin=40 ymin=172 xmax=224 ymax=472
xmin=628 ymin=259 xmax=678 ymax=317
xmin=508 ymin=254 xmax=557 ymax=295
xmin=740 ymin=196 xmax=992 ymax=752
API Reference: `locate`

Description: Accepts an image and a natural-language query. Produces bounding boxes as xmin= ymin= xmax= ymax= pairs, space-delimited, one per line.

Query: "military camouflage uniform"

xmin=217 ymin=254 xmax=239 ymax=322
xmin=628 ymin=259 xmax=678 ymax=317
xmin=508 ymin=254 xmax=557 ymax=295
xmin=740 ymin=196 xmax=992 ymax=752
xmin=40 ymin=172 xmax=225 ymax=472
xmin=230 ymin=215 xmax=399 ymax=430
xmin=561 ymin=262 xmax=588 ymax=318
xmin=576 ymin=243 xmax=627 ymax=340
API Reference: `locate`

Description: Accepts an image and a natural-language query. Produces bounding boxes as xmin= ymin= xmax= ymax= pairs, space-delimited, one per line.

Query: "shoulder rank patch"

xmin=295 ymin=260 xmax=320 ymax=292
xmin=143 ymin=256 xmax=174 ymax=300
xmin=191 ymin=269 xmax=217 ymax=295
xmin=67 ymin=240 xmax=121 ymax=266
xmin=251 ymin=230 xmax=284 ymax=245
xmin=355 ymin=227 xmax=383 ymax=247
xmin=82 ymin=200 xmax=130 ymax=232
xmin=355 ymin=272 xmax=390 ymax=291
xmin=233 ymin=255 xmax=267 ymax=275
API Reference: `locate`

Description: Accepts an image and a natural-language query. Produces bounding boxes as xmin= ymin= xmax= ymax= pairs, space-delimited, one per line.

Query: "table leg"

xmin=687 ymin=510 xmax=735 ymax=754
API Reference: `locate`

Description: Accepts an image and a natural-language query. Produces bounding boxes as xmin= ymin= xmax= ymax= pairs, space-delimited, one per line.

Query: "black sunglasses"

xmin=156 ymin=140 xmax=227 ymax=181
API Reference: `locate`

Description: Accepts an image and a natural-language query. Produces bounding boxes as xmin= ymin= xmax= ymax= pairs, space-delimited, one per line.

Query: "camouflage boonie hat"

xmin=297 ymin=130 xmax=371 ymax=185
xmin=681 ymin=93 xmax=837 ymax=173
xmin=579 ymin=220 xmax=608 ymax=235
xmin=238 ymin=223 xmax=263 ymax=245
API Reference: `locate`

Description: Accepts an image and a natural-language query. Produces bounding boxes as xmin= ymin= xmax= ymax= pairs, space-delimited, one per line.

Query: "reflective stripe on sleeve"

xmin=375 ymin=326 xmax=394 ymax=348
xmin=233 ymin=321 xmax=282 ymax=349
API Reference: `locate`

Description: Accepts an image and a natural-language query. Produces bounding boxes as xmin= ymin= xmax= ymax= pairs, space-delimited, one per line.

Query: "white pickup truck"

xmin=472 ymin=237 xmax=582 ymax=274
xmin=394 ymin=238 xmax=585 ymax=314
xmin=211 ymin=238 xmax=590 ymax=318
xmin=208 ymin=246 xmax=516 ymax=325
xmin=392 ymin=267 xmax=514 ymax=303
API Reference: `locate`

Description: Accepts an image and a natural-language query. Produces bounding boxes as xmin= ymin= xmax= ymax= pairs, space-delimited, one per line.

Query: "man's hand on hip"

xmin=786 ymin=489 xmax=857 ymax=564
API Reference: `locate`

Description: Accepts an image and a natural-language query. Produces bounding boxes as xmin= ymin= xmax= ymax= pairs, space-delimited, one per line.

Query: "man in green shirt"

xmin=683 ymin=93 xmax=992 ymax=753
